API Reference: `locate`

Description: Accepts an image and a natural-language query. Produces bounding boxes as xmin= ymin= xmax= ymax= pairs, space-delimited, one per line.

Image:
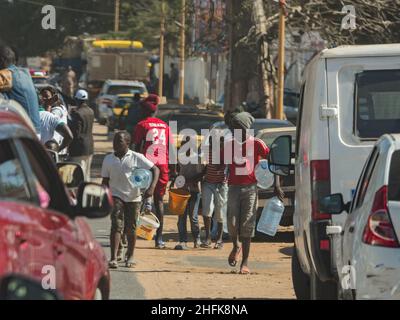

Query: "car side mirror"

xmin=57 ymin=163 xmax=85 ymax=189
xmin=75 ymin=183 xmax=113 ymax=219
xmin=268 ymin=135 xmax=292 ymax=176
xmin=319 ymin=193 xmax=351 ymax=215
xmin=0 ymin=275 xmax=62 ymax=300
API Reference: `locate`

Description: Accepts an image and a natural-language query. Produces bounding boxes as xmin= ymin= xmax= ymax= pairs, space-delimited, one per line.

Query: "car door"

xmin=0 ymin=138 xmax=49 ymax=277
xmin=16 ymin=138 xmax=89 ymax=299
xmin=341 ymin=146 xmax=380 ymax=273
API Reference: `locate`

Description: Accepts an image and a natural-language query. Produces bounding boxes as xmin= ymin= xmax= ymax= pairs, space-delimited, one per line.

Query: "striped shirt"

xmin=205 ymin=152 xmax=227 ymax=184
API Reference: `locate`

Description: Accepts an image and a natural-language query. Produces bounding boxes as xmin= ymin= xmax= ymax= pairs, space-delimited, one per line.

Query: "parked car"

xmin=320 ymin=134 xmax=400 ymax=300
xmin=255 ymin=127 xmax=296 ymax=228
xmin=96 ymin=80 xmax=148 ymax=125
xmin=272 ymin=44 xmax=400 ymax=300
xmin=107 ymin=94 xmax=136 ymax=132
xmin=210 ymin=118 xmax=294 ymax=138
xmin=162 ymin=109 xmax=224 ymax=149
xmin=0 ymin=98 xmax=112 ymax=300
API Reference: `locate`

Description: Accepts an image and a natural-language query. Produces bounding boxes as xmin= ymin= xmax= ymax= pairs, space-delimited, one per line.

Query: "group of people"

xmin=0 ymin=44 xmax=94 ymax=180
xmin=103 ymin=93 xmax=280 ymax=275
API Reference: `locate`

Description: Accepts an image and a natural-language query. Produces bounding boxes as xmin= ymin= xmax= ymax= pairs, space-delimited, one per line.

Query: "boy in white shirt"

xmin=102 ymin=131 xmax=160 ymax=268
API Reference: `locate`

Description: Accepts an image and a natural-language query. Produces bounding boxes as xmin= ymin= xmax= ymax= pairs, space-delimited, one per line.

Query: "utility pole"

xmin=114 ymin=0 xmax=120 ymax=32
xmin=158 ymin=0 xmax=165 ymax=98
xmin=276 ymin=0 xmax=286 ymax=119
xmin=179 ymin=0 xmax=186 ymax=105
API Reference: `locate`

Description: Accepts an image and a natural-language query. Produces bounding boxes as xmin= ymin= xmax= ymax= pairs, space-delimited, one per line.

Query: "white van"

xmin=271 ymin=44 xmax=400 ymax=299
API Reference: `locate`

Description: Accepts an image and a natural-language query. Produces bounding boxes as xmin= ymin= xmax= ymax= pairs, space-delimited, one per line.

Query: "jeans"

xmin=202 ymin=182 xmax=228 ymax=237
xmin=177 ymin=192 xmax=201 ymax=243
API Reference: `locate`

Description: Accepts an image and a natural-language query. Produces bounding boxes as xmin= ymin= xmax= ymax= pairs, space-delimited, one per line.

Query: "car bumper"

xmin=353 ymin=244 xmax=400 ymax=300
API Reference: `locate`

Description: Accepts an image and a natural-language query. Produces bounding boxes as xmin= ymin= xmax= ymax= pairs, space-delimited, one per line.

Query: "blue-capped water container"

xmin=255 ymin=159 xmax=274 ymax=189
xmin=257 ymin=196 xmax=285 ymax=236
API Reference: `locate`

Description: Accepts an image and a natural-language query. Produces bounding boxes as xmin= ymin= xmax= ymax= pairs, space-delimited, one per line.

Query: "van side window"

xmin=295 ymin=83 xmax=305 ymax=158
xmin=355 ymin=70 xmax=400 ymax=139
xmin=354 ymin=147 xmax=379 ymax=209
xmin=388 ymin=150 xmax=400 ymax=201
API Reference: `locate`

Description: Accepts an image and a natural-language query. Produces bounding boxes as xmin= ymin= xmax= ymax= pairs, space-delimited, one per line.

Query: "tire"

xmin=310 ymin=267 xmax=338 ymax=300
xmin=291 ymin=247 xmax=311 ymax=300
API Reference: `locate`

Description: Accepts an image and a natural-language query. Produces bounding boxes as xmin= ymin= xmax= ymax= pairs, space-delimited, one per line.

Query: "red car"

xmin=0 ymin=100 xmax=112 ymax=300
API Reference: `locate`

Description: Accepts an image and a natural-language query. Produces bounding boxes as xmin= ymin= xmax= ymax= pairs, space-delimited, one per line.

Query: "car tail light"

xmin=310 ymin=160 xmax=331 ymax=220
xmin=362 ymin=186 xmax=399 ymax=248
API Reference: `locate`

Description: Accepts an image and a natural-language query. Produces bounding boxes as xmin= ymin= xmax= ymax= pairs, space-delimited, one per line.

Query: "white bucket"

xmin=136 ymin=212 xmax=160 ymax=241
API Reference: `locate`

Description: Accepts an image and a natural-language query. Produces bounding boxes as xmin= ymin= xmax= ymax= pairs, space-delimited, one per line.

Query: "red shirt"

xmin=132 ymin=117 xmax=172 ymax=175
xmin=223 ymin=137 xmax=269 ymax=186
xmin=205 ymin=150 xmax=227 ymax=184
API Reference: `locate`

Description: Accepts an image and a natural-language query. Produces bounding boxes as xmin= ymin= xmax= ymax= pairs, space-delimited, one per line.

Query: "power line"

xmin=9 ymin=0 xmax=114 ymax=17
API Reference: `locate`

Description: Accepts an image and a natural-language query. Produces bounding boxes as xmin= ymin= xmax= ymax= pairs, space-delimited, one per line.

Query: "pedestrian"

xmin=40 ymin=86 xmax=69 ymax=157
xmin=68 ymin=89 xmax=95 ymax=181
xmin=201 ymin=135 xmax=228 ymax=249
xmin=223 ymin=111 xmax=270 ymax=275
xmin=62 ymin=66 xmax=76 ymax=98
xmin=132 ymin=94 xmax=176 ymax=249
xmin=174 ymin=136 xmax=204 ymax=250
xmin=0 ymin=45 xmax=41 ymax=134
xmin=39 ymin=104 xmax=73 ymax=152
xmin=102 ymin=131 xmax=160 ymax=268
xmin=124 ymin=92 xmax=142 ymax=134
xmin=170 ymin=63 xmax=179 ymax=98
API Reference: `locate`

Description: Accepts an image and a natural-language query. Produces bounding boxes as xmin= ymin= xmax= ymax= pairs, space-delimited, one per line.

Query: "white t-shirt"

xmin=51 ymin=105 xmax=69 ymax=154
xmin=39 ymin=110 xmax=64 ymax=144
xmin=101 ymin=149 xmax=154 ymax=202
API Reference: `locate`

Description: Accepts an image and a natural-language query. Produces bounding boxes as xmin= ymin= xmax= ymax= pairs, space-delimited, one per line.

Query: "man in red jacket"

xmin=132 ymin=94 xmax=175 ymax=249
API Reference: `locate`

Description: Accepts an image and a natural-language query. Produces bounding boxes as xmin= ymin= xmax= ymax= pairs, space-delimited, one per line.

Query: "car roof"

xmin=320 ymin=44 xmax=400 ymax=59
xmin=0 ymin=99 xmax=36 ymax=139
xmin=212 ymin=118 xmax=294 ymax=126
xmin=105 ymin=80 xmax=146 ymax=87
xmin=257 ymin=127 xmax=296 ymax=135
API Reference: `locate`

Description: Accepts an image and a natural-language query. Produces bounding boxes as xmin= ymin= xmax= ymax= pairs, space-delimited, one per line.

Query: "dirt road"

xmin=90 ymin=123 xmax=296 ymax=299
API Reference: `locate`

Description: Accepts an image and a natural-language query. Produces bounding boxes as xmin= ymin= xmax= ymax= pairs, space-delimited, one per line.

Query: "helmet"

xmin=75 ymin=89 xmax=88 ymax=101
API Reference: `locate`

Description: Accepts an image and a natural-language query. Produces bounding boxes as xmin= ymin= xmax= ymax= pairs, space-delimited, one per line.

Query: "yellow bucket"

xmin=168 ymin=189 xmax=191 ymax=215
xmin=136 ymin=212 xmax=160 ymax=241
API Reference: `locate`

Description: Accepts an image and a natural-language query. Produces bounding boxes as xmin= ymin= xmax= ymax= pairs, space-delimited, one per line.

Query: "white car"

xmin=269 ymin=44 xmax=400 ymax=299
xmin=96 ymin=80 xmax=148 ymax=125
xmin=321 ymin=134 xmax=400 ymax=299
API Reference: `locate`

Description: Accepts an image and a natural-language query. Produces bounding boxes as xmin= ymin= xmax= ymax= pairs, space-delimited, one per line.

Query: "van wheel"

xmin=291 ymin=247 xmax=310 ymax=300
xmin=310 ymin=267 xmax=338 ymax=300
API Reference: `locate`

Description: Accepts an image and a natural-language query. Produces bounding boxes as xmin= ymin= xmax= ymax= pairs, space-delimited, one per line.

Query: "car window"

xmin=355 ymin=70 xmax=400 ymax=139
xmin=388 ymin=150 xmax=400 ymax=201
xmin=0 ymin=140 xmax=32 ymax=202
xmin=17 ymin=139 xmax=70 ymax=213
xmin=353 ymin=146 xmax=379 ymax=209
xmin=107 ymin=85 xmax=145 ymax=96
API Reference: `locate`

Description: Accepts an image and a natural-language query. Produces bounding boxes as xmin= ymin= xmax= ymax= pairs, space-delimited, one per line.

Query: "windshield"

xmin=107 ymin=85 xmax=146 ymax=96
xmin=356 ymin=69 xmax=400 ymax=139
xmin=171 ymin=114 xmax=224 ymax=135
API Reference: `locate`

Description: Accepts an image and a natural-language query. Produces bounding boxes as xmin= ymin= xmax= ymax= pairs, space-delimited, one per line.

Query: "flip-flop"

xmin=108 ymin=260 xmax=118 ymax=269
xmin=228 ymin=247 xmax=242 ymax=267
xmin=239 ymin=266 xmax=251 ymax=275
xmin=125 ymin=259 xmax=136 ymax=268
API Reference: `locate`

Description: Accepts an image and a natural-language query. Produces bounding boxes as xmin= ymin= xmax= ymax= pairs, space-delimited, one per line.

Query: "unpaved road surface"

xmin=88 ymin=123 xmax=296 ymax=300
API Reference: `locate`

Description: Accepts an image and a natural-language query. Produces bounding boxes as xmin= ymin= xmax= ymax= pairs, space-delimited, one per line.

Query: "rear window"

xmin=355 ymin=70 xmax=400 ymax=139
xmin=389 ymin=150 xmax=400 ymax=201
xmin=107 ymin=85 xmax=145 ymax=95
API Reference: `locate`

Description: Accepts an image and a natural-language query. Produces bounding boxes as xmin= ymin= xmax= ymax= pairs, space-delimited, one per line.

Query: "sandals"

xmin=108 ymin=260 xmax=118 ymax=269
xmin=200 ymin=241 xmax=212 ymax=249
xmin=125 ymin=258 xmax=136 ymax=268
xmin=228 ymin=247 xmax=242 ymax=267
xmin=214 ymin=242 xmax=224 ymax=250
xmin=239 ymin=266 xmax=251 ymax=275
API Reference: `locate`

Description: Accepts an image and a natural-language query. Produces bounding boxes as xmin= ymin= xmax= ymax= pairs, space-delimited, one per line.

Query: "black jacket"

xmin=68 ymin=103 xmax=94 ymax=156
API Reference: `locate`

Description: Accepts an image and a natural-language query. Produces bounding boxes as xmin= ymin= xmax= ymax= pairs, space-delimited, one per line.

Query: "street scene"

xmin=0 ymin=0 xmax=400 ymax=305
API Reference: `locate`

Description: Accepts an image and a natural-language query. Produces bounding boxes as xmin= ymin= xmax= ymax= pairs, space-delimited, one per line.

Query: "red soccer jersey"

xmin=132 ymin=117 xmax=172 ymax=175
xmin=223 ymin=136 xmax=269 ymax=186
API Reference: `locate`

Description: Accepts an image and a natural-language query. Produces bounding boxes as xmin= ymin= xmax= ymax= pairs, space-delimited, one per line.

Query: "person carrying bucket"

xmin=102 ymin=131 xmax=160 ymax=269
xmin=132 ymin=94 xmax=177 ymax=249
xmin=174 ymin=136 xmax=205 ymax=250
